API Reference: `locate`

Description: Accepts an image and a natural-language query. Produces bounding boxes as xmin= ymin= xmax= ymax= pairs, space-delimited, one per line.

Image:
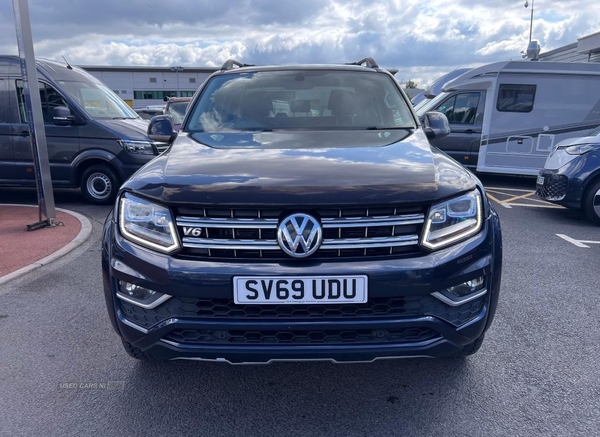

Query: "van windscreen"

xmin=58 ymin=80 xmax=139 ymax=120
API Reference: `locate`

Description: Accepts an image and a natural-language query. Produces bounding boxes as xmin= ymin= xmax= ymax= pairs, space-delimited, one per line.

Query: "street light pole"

xmin=170 ymin=66 xmax=183 ymax=97
xmin=12 ymin=0 xmax=57 ymax=230
xmin=524 ymin=0 xmax=534 ymax=43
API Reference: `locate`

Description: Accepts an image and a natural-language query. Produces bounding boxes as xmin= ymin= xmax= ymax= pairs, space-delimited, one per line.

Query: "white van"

xmin=417 ymin=61 xmax=600 ymax=176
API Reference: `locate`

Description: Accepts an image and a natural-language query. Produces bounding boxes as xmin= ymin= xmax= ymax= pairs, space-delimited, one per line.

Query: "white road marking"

xmin=507 ymin=203 xmax=563 ymax=209
xmin=485 ymin=187 xmax=563 ymax=209
xmin=556 ymin=234 xmax=590 ymax=248
xmin=486 ymin=187 xmax=535 ymax=193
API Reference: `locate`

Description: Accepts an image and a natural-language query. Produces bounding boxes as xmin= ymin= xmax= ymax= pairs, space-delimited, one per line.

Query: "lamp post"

xmin=170 ymin=66 xmax=183 ymax=97
xmin=524 ymin=0 xmax=534 ymax=43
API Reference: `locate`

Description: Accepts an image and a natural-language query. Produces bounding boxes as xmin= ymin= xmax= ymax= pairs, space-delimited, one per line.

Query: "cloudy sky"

xmin=1 ymin=0 xmax=598 ymax=86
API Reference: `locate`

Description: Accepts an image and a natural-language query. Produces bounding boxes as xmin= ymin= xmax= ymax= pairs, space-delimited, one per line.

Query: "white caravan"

xmin=416 ymin=61 xmax=600 ymax=176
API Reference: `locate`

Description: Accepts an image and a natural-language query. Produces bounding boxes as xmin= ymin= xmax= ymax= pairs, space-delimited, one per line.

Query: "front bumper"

xmin=536 ymin=152 xmax=600 ymax=209
xmin=102 ymin=210 xmax=502 ymax=362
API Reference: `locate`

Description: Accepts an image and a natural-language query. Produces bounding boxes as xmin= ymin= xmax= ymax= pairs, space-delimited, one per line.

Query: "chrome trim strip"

xmin=182 ymin=239 xmax=279 ymax=250
xmin=430 ymin=288 xmax=488 ymax=307
xmin=120 ymin=317 xmax=149 ymax=334
xmin=322 ymin=235 xmax=419 ymax=248
xmin=182 ymin=235 xmax=419 ymax=250
xmin=177 ymin=217 xmax=278 ymax=229
xmin=116 ymin=292 xmax=173 ymax=310
xmin=322 ymin=214 xmax=424 ymax=227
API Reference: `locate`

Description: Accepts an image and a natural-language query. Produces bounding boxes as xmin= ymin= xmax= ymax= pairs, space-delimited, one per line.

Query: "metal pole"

xmin=12 ymin=0 xmax=57 ymax=230
xmin=528 ymin=0 xmax=534 ymax=42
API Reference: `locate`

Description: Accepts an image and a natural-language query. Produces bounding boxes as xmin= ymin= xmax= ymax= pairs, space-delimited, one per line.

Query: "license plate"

xmin=233 ymin=275 xmax=368 ymax=304
xmin=537 ymin=175 xmax=545 ymax=185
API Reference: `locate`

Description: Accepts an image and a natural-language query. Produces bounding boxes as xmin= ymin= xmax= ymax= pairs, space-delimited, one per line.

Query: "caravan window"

xmin=497 ymin=84 xmax=536 ymax=113
xmin=433 ymin=92 xmax=480 ymax=124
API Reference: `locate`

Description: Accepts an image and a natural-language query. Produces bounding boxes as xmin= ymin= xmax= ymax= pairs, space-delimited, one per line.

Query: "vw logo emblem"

xmin=277 ymin=213 xmax=323 ymax=258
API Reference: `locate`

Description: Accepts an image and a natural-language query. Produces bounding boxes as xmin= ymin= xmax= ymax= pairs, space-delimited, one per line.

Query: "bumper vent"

xmin=164 ymin=327 xmax=438 ymax=346
xmin=536 ymin=173 xmax=568 ymax=201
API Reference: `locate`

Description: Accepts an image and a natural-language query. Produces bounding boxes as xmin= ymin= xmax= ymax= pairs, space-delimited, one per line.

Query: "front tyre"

xmin=81 ymin=165 xmax=120 ymax=205
xmin=583 ymin=180 xmax=600 ymax=225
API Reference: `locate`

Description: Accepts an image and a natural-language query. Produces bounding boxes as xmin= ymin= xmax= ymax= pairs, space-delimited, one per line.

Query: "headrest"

xmin=328 ymin=90 xmax=358 ymax=115
xmin=290 ymin=99 xmax=311 ymax=113
xmin=240 ymin=91 xmax=273 ymax=119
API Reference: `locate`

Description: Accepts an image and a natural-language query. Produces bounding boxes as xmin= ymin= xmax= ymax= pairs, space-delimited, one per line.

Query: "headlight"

xmin=422 ymin=190 xmax=483 ymax=250
xmin=118 ymin=139 xmax=156 ymax=155
xmin=118 ymin=193 xmax=179 ymax=253
xmin=565 ymin=143 xmax=600 ymax=155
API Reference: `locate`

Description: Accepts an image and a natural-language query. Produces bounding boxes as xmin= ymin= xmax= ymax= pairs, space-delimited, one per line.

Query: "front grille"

xmin=163 ymin=327 xmax=438 ymax=346
xmin=536 ymin=173 xmax=568 ymax=201
xmin=155 ymin=142 xmax=170 ymax=153
xmin=175 ymin=205 xmax=426 ymax=260
xmin=119 ymin=294 xmax=485 ymax=329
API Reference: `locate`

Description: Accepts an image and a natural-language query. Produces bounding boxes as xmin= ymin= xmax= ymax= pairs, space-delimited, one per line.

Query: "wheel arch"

xmin=71 ymin=150 xmax=125 ymax=187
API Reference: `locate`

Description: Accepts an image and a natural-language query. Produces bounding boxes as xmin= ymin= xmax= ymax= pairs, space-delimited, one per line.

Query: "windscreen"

xmin=57 ymin=80 xmax=139 ymax=120
xmin=186 ymin=70 xmax=415 ymax=132
xmin=166 ymin=102 xmax=189 ymax=124
xmin=415 ymin=92 xmax=449 ymax=117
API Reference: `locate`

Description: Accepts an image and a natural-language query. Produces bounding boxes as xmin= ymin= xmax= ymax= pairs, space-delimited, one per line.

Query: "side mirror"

xmin=148 ymin=115 xmax=177 ymax=144
xmin=421 ymin=111 xmax=450 ymax=140
xmin=52 ymin=106 xmax=75 ymax=126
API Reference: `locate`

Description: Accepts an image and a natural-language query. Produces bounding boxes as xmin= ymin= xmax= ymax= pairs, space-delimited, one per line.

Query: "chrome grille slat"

xmin=322 ymin=236 xmax=419 ymax=249
xmin=177 ymin=217 xmax=278 ymax=228
xmin=176 ymin=206 xmax=425 ymax=259
xmin=321 ymin=214 xmax=424 ymax=227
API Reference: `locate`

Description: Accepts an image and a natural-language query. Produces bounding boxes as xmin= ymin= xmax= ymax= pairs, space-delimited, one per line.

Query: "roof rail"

xmin=220 ymin=59 xmax=255 ymax=71
xmin=346 ymin=57 xmax=379 ymax=69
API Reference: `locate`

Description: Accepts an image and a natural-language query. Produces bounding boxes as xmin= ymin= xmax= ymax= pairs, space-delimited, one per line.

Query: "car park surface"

xmin=1 ymin=176 xmax=598 ymax=436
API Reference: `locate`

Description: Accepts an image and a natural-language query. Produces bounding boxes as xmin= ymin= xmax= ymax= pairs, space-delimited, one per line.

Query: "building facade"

xmin=79 ymin=65 xmax=218 ymax=108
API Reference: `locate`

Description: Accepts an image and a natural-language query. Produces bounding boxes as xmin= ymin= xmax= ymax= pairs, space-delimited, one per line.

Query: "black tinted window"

xmin=435 ymin=92 xmax=480 ymax=124
xmin=497 ymin=84 xmax=536 ymax=113
xmin=16 ymin=80 xmax=69 ymax=123
xmin=186 ymin=70 xmax=414 ymax=132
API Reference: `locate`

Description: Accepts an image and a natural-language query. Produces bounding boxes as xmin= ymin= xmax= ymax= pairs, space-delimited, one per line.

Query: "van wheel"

xmin=81 ymin=165 xmax=120 ymax=205
xmin=583 ymin=180 xmax=600 ymax=225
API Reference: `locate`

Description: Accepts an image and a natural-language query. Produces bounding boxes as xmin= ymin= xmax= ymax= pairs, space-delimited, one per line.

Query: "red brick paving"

xmin=0 ymin=205 xmax=81 ymax=278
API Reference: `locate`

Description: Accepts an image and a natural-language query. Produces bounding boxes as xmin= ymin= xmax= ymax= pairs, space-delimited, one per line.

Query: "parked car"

xmin=134 ymin=106 xmax=164 ymax=120
xmin=102 ymin=57 xmax=502 ymax=363
xmin=0 ymin=56 xmax=163 ymax=204
xmin=162 ymin=97 xmax=191 ymax=131
xmin=536 ymin=126 xmax=600 ymax=224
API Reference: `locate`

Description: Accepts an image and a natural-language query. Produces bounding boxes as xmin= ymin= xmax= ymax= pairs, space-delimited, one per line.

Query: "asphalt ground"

xmin=0 ymin=180 xmax=599 ymax=437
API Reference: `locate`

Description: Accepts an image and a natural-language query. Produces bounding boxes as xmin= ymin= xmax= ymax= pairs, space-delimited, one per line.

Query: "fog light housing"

xmin=116 ymin=281 xmax=172 ymax=309
xmin=431 ymin=276 xmax=486 ymax=306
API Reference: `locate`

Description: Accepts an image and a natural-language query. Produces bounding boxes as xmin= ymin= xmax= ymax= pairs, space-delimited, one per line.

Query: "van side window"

xmin=16 ymin=80 xmax=70 ymax=123
xmin=497 ymin=84 xmax=536 ymax=113
xmin=434 ymin=92 xmax=480 ymax=124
